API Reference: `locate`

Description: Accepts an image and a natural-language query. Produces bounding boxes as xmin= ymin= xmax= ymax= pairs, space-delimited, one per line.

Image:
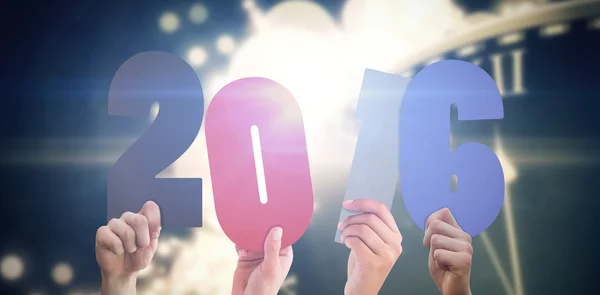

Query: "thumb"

xmin=263 ymin=227 xmax=283 ymax=274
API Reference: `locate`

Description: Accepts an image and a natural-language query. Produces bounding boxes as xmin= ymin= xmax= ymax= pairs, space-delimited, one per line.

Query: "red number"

xmin=205 ymin=77 xmax=314 ymax=252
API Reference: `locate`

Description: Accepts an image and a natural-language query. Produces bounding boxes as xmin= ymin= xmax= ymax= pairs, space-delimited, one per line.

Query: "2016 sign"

xmin=107 ymin=51 xmax=505 ymax=252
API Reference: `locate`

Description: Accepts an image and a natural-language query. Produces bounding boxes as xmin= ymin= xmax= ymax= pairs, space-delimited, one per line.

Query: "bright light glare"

xmin=189 ymin=3 xmax=209 ymax=24
xmin=0 ymin=254 xmax=24 ymax=281
xmin=216 ymin=34 xmax=236 ymax=55
xmin=159 ymin=12 xmax=179 ymax=33
xmin=186 ymin=46 xmax=208 ymax=67
xmin=164 ymin=1 xmax=469 ymax=294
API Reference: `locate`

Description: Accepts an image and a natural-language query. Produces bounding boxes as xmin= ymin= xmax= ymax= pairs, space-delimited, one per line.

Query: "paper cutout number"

xmin=399 ymin=60 xmax=505 ymax=237
xmin=108 ymin=51 xmax=204 ymax=227
xmin=206 ymin=77 xmax=314 ymax=252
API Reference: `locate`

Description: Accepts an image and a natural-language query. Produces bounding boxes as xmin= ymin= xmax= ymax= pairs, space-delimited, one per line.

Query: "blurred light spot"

xmin=189 ymin=3 xmax=209 ymax=24
xmin=540 ymin=23 xmax=569 ymax=37
xmin=186 ymin=47 xmax=208 ymax=67
xmin=1 ymin=254 xmax=24 ymax=281
xmin=52 ymin=262 xmax=73 ymax=285
xmin=216 ymin=34 xmax=235 ymax=55
xmin=498 ymin=32 xmax=524 ymax=46
xmin=457 ymin=44 xmax=481 ymax=57
xmin=159 ymin=12 xmax=180 ymax=33
xmin=591 ymin=17 xmax=600 ymax=30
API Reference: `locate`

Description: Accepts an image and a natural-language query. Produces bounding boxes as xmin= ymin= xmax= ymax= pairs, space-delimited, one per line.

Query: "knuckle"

xmin=465 ymin=243 xmax=474 ymax=255
xmin=365 ymin=214 xmax=378 ymax=224
xmin=376 ymin=202 xmax=387 ymax=212
xmin=96 ymin=226 xmax=108 ymax=238
xmin=440 ymin=207 xmax=451 ymax=217
xmin=464 ymin=233 xmax=472 ymax=244
xmin=133 ymin=214 xmax=148 ymax=228
xmin=107 ymin=218 xmax=119 ymax=227
xmin=357 ymin=224 xmax=370 ymax=235
xmin=430 ymin=219 xmax=443 ymax=231
xmin=124 ymin=227 xmax=136 ymax=242
xmin=462 ymin=253 xmax=472 ymax=268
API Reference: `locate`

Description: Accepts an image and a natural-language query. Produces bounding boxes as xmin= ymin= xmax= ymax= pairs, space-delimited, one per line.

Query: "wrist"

xmin=101 ymin=273 xmax=137 ymax=295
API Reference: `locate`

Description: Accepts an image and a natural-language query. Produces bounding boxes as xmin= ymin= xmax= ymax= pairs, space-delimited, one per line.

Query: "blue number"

xmin=108 ymin=51 xmax=204 ymax=227
xmin=399 ymin=60 xmax=505 ymax=236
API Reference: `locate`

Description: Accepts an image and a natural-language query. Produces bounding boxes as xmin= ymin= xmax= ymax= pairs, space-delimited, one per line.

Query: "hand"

xmin=232 ymin=227 xmax=293 ymax=295
xmin=96 ymin=201 xmax=161 ymax=295
xmin=338 ymin=199 xmax=403 ymax=295
xmin=424 ymin=208 xmax=473 ymax=295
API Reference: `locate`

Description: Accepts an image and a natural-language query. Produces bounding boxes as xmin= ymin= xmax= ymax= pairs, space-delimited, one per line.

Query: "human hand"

xmin=232 ymin=227 xmax=293 ymax=295
xmin=338 ymin=199 xmax=403 ymax=295
xmin=424 ymin=208 xmax=473 ymax=295
xmin=96 ymin=201 xmax=161 ymax=295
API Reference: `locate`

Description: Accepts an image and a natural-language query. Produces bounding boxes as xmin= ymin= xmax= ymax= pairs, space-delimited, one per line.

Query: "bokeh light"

xmin=216 ymin=34 xmax=235 ymax=55
xmin=51 ymin=262 xmax=73 ymax=285
xmin=186 ymin=46 xmax=208 ymax=67
xmin=189 ymin=3 xmax=209 ymax=24
xmin=0 ymin=254 xmax=24 ymax=281
xmin=159 ymin=12 xmax=180 ymax=33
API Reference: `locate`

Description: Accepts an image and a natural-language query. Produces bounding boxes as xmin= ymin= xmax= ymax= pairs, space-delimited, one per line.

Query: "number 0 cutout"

xmin=206 ymin=77 xmax=314 ymax=252
xmin=399 ymin=60 xmax=505 ymax=237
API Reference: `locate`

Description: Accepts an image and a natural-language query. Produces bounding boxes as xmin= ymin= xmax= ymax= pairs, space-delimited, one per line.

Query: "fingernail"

xmin=337 ymin=222 xmax=343 ymax=230
xmin=238 ymin=249 xmax=246 ymax=257
xmin=343 ymin=200 xmax=354 ymax=206
xmin=272 ymin=227 xmax=283 ymax=240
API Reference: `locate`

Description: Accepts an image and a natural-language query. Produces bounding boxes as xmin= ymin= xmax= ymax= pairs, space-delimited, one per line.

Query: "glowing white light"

xmin=1 ymin=254 xmax=24 ymax=281
xmin=186 ymin=47 xmax=208 ymax=67
xmin=51 ymin=262 xmax=73 ymax=285
xmin=264 ymin=1 xmax=337 ymax=35
xmin=159 ymin=12 xmax=179 ymax=34
xmin=149 ymin=102 xmax=159 ymax=122
xmin=216 ymin=34 xmax=236 ymax=55
xmin=189 ymin=3 xmax=209 ymax=24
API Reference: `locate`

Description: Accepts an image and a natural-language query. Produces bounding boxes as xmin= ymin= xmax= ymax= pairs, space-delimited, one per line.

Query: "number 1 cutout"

xmin=399 ymin=60 xmax=505 ymax=237
xmin=206 ymin=77 xmax=314 ymax=252
xmin=108 ymin=51 xmax=204 ymax=227
xmin=335 ymin=69 xmax=410 ymax=243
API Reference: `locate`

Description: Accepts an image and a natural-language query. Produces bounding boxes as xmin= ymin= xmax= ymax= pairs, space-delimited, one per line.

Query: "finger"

xmin=263 ymin=227 xmax=283 ymax=274
xmin=426 ymin=208 xmax=460 ymax=231
xmin=429 ymin=234 xmax=473 ymax=255
xmin=96 ymin=226 xmax=124 ymax=255
xmin=108 ymin=218 xmax=137 ymax=253
xmin=341 ymin=224 xmax=386 ymax=255
xmin=339 ymin=213 xmax=400 ymax=245
xmin=121 ymin=212 xmax=150 ymax=248
xmin=432 ymin=249 xmax=472 ymax=276
xmin=343 ymin=199 xmax=399 ymax=233
xmin=344 ymin=236 xmax=375 ymax=259
xmin=140 ymin=201 xmax=161 ymax=239
xmin=280 ymin=246 xmax=293 ymax=258
xmin=424 ymin=219 xmax=471 ymax=248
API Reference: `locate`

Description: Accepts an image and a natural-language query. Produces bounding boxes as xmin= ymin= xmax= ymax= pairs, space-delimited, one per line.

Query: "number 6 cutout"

xmin=399 ymin=60 xmax=505 ymax=237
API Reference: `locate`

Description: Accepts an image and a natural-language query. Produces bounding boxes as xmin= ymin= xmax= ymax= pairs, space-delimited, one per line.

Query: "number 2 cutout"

xmin=399 ymin=60 xmax=505 ymax=237
xmin=108 ymin=51 xmax=204 ymax=227
xmin=206 ymin=77 xmax=314 ymax=252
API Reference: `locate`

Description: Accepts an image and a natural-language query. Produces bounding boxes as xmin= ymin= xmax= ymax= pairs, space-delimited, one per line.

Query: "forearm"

xmin=101 ymin=274 xmax=137 ymax=295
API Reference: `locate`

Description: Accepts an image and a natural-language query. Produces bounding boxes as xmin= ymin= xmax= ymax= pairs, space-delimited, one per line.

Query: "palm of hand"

xmin=96 ymin=241 xmax=157 ymax=277
xmin=428 ymin=255 xmax=460 ymax=295
xmin=233 ymin=251 xmax=292 ymax=295
xmin=345 ymin=251 xmax=369 ymax=295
